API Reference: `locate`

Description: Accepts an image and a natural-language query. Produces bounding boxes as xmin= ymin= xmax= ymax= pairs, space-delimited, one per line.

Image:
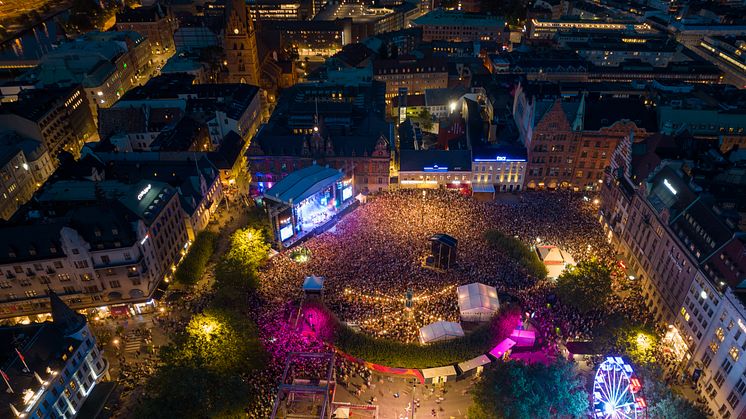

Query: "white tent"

xmin=536 ymin=245 xmax=576 ymax=279
xmin=457 ymin=283 xmax=499 ymax=322
xmin=419 ymin=321 xmax=464 ymax=344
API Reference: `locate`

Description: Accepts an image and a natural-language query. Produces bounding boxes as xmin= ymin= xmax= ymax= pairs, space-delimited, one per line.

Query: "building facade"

xmin=513 ymin=84 xmax=656 ymax=191
xmin=471 ymin=149 xmax=527 ymax=193
xmin=373 ymin=57 xmax=449 ymax=99
xmin=600 ymin=150 xmax=746 ymax=418
xmin=412 ymin=9 xmax=506 ymax=43
xmin=0 ymin=292 xmax=109 ymax=419
xmin=224 ymin=0 xmax=261 ymax=85
xmin=116 ymin=4 xmax=178 ymax=56
xmin=0 ymin=180 xmax=189 ymax=319
xmin=0 ymin=86 xmax=95 ymax=160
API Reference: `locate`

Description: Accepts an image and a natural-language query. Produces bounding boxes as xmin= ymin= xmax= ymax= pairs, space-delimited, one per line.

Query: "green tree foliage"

xmin=638 ymin=365 xmax=707 ymax=419
xmin=470 ymin=359 xmax=589 ymax=419
xmin=162 ymin=308 xmax=265 ymax=373
xmin=555 ymin=259 xmax=612 ymax=313
xmin=483 ymin=230 xmax=548 ymax=280
xmin=174 ymin=231 xmax=218 ymax=285
xmin=615 ymin=325 xmax=660 ymax=366
xmin=135 ymin=365 xmax=250 ymax=419
xmin=215 ymin=227 xmax=270 ymax=290
xmin=136 ymin=309 xmax=265 ymax=417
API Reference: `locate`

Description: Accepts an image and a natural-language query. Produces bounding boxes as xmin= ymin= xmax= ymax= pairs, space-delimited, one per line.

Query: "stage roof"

xmin=264 ymin=165 xmax=343 ymax=205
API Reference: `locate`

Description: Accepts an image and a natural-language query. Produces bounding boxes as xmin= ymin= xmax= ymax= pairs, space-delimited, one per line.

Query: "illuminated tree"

xmin=555 ymin=259 xmax=612 ymax=313
xmin=162 ymin=308 xmax=265 ymax=374
xmin=215 ymin=227 xmax=270 ymax=290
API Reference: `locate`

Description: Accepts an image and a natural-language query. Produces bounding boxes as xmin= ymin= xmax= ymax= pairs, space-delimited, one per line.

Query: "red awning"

xmin=109 ymin=305 xmax=130 ymax=317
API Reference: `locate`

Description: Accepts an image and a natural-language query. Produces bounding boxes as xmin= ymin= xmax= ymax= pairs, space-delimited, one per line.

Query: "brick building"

xmin=513 ymin=83 xmax=656 ymax=190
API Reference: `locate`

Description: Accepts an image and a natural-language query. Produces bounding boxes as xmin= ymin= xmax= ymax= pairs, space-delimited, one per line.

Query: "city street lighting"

xmin=449 ymin=101 xmax=457 ymax=113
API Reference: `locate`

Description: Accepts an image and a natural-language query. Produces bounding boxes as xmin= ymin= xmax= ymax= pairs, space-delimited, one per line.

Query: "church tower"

xmin=224 ymin=0 xmax=261 ymax=85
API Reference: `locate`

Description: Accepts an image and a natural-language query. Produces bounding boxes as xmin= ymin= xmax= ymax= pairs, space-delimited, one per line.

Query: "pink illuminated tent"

xmin=489 ymin=338 xmax=516 ymax=359
xmin=510 ymin=329 xmax=536 ymax=347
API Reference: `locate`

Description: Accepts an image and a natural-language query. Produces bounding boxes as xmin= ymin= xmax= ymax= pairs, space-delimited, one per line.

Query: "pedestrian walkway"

xmin=123 ymin=332 xmax=142 ymax=355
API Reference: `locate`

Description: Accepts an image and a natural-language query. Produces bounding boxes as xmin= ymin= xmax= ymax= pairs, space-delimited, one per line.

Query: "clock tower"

xmin=224 ymin=0 xmax=260 ymax=85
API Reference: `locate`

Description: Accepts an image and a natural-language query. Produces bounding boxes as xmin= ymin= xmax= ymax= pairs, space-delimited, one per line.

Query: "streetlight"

xmin=449 ymin=101 xmax=457 ymax=113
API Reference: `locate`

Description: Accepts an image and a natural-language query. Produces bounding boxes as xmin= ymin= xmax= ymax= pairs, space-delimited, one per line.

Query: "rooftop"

xmin=413 ymin=9 xmax=505 ymax=28
xmin=399 ymin=149 xmax=472 ymax=172
xmin=264 ymin=164 xmax=343 ymax=205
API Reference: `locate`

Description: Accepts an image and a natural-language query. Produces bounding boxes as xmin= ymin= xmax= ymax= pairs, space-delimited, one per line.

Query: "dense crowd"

xmin=257 ymin=189 xmax=618 ymax=343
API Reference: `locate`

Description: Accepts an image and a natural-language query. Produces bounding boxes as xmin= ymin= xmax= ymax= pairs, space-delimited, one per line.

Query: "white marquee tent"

xmin=419 ymin=321 xmax=464 ymax=344
xmin=457 ymin=283 xmax=500 ymax=322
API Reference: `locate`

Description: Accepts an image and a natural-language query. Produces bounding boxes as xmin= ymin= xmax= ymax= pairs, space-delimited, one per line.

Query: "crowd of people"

xmin=257 ymin=189 xmax=622 ymax=343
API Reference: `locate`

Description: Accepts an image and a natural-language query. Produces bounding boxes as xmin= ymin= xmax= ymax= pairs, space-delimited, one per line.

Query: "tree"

xmin=215 ymin=227 xmax=270 ymax=290
xmin=484 ymin=230 xmax=548 ymax=280
xmin=470 ymin=359 xmax=589 ymax=419
xmin=417 ymin=108 xmax=434 ymax=131
xmin=555 ymin=259 xmax=612 ymax=313
xmin=638 ymin=365 xmax=707 ymax=419
xmin=135 ymin=365 xmax=250 ymax=419
xmin=174 ymin=231 xmax=218 ymax=285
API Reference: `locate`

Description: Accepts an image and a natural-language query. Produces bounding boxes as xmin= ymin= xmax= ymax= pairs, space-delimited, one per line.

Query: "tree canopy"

xmin=638 ymin=365 xmax=707 ymax=419
xmin=215 ymin=227 xmax=270 ymax=290
xmin=469 ymin=359 xmax=589 ymax=419
xmin=555 ymin=259 xmax=612 ymax=313
xmin=484 ymin=230 xmax=548 ymax=280
xmin=174 ymin=231 xmax=218 ymax=285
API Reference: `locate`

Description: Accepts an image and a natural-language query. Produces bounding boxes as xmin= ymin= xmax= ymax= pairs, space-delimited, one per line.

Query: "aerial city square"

xmin=0 ymin=0 xmax=745 ymax=417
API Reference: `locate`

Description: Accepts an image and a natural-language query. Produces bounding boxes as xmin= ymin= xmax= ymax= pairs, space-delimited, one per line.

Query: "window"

xmin=735 ymin=378 xmax=746 ymax=396
xmin=0 ymin=281 xmax=10 ymax=289
xmin=714 ymin=371 xmax=726 ymax=387
xmin=727 ymin=390 xmax=739 ymax=409
xmin=24 ymin=290 xmax=37 ymax=298
xmin=703 ymin=352 xmax=713 ymax=368
xmin=54 ymin=261 xmax=63 ymax=269
xmin=730 ymin=347 xmax=740 ymax=362
xmin=109 ymin=280 xmax=121 ymax=288
xmin=722 ymin=358 xmax=734 ymax=374
xmin=717 ymin=327 xmax=726 ymax=342
xmin=101 ymin=255 xmax=110 ymax=264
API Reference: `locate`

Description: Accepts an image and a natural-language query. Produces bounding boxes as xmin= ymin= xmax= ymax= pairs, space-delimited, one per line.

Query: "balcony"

xmin=93 ymin=254 xmax=144 ymax=270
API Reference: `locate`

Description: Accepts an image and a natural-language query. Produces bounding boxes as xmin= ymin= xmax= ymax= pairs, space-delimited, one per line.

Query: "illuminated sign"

xmin=137 ymin=184 xmax=153 ymax=200
xmin=424 ymin=165 xmax=448 ymax=172
xmin=738 ymin=319 xmax=746 ymax=334
xmin=474 ymin=156 xmax=526 ymax=162
xmin=280 ymin=225 xmax=294 ymax=241
xmin=663 ymin=179 xmax=677 ymax=195
xmin=342 ymin=186 xmax=352 ymax=201
xmin=140 ymin=234 xmax=150 ymax=245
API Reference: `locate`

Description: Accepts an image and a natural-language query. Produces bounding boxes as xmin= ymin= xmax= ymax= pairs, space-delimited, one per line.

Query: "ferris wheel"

xmin=592 ymin=357 xmax=645 ymax=419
